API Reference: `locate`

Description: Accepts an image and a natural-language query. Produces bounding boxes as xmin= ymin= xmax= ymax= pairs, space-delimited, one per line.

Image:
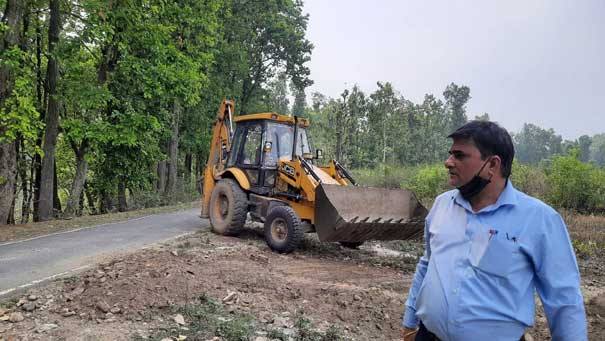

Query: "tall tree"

xmin=334 ymin=89 xmax=348 ymax=162
xmin=589 ymin=133 xmax=605 ymax=166
xmin=368 ymin=82 xmax=400 ymax=165
xmin=577 ymin=135 xmax=592 ymax=163
xmin=265 ymin=72 xmax=290 ymax=115
xmin=418 ymin=94 xmax=448 ymax=163
xmin=443 ymin=82 xmax=470 ymax=132
xmin=0 ymin=0 xmax=25 ymax=224
xmin=514 ymin=123 xmax=563 ymax=164
xmin=38 ymin=0 xmax=61 ymax=221
xmin=225 ymin=0 xmax=313 ymax=113
xmin=291 ymin=84 xmax=306 ymax=118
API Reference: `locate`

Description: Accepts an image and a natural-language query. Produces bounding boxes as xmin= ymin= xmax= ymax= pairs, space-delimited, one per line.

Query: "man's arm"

xmin=402 ymin=221 xmax=431 ymax=329
xmin=532 ymin=211 xmax=587 ymax=341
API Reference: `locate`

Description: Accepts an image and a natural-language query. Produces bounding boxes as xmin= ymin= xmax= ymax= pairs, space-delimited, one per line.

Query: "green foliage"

xmin=0 ymin=51 xmax=42 ymax=144
xmin=510 ymin=160 xmax=548 ymax=200
xmin=215 ymin=0 xmax=313 ymax=114
xmin=514 ymin=123 xmax=563 ymax=164
xmin=307 ymin=82 xmax=466 ymax=170
xmin=401 ymin=164 xmax=450 ymax=207
xmin=589 ymin=133 xmax=605 ymax=166
xmin=443 ymin=82 xmax=471 ymax=132
xmin=143 ymin=295 xmax=343 ymax=341
xmin=572 ymin=240 xmax=600 ymax=259
xmin=352 ymin=164 xmax=417 ymax=189
xmin=293 ymin=312 xmax=343 ymax=341
xmin=264 ymin=72 xmax=291 ymax=115
xmin=267 ymin=328 xmax=289 ymax=340
xmin=216 ymin=315 xmax=254 ymax=341
xmin=546 ymin=149 xmax=605 ymax=212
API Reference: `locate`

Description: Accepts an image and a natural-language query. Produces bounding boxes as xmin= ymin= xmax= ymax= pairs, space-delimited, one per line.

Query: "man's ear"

xmin=489 ymin=156 xmax=502 ymax=174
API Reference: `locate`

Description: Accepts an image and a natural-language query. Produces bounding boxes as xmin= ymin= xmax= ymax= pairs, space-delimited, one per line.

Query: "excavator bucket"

xmin=314 ymin=184 xmax=428 ymax=242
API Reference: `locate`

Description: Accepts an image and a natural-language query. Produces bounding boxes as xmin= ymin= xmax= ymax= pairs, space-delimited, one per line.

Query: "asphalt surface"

xmin=0 ymin=208 xmax=207 ymax=297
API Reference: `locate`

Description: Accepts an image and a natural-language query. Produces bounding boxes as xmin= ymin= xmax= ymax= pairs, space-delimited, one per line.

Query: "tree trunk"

xmin=0 ymin=141 xmax=17 ymax=224
xmin=156 ymin=161 xmax=167 ymax=193
xmin=64 ymin=139 xmax=88 ymax=218
xmin=38 ymin=0 xmax=61 ymax=221
xmin=100 ymin=191 xmax=112 ymax=214
xmin=165 ymin=99 xmax=181 ymax=199
xmin=194 ymin=152 xmax=203 ymax=194
xmin=20 ymin=145 xmax=31 ymax=223
xmin=78 ymin=188 xmax=84 ymax=215
xmin=84 ymin=183 xmax=96 ymax=214
xmin=185 ymin=153 xmax=192 ymax=184
xmin=382 ymin=116 xmax=387 ymax=164
xmin=32 ymin=11 xmax=44 ymax=222
xmin=32 ymin=151 xmax=41 ymax=221
xmin=335 ymin=110 xmax=343 ymax=161
xmin=117 ymin=181 xmax=127 ymax=212
xmin=0 ymin=0 xmax=24 ymax=225
xmin=53 ymin=160 xmax=61 ymax=215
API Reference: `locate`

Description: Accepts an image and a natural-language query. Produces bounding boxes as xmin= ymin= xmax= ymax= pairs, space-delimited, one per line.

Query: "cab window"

xmin=241 ymin=124 xmax=263 ymax=165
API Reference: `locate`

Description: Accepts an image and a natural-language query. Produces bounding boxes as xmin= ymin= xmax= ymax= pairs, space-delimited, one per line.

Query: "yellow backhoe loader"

xmin=201 ymin=100 xmax=427 ymax=253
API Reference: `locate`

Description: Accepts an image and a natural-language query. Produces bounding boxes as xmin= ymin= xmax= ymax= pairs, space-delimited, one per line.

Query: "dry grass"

xmin=0 ymin=201 xmax=198 ymax=244
xmin=563 ymin=211 xmax=605 ymax=258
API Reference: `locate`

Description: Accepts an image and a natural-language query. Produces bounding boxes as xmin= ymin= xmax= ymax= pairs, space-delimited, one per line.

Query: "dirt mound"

xmin=1 ymin=230 xmax=415 ymax=340
xmin=1 ymin=225 xmax=603 ymax=340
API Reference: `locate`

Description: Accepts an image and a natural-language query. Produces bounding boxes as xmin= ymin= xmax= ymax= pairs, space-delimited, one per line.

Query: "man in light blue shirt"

xmin=403 ymin=121 xmax=587 ymax=341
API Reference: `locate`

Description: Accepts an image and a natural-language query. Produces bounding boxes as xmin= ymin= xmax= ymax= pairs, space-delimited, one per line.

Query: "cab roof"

xmin=233 ymin=112 xmax=309 ymax=127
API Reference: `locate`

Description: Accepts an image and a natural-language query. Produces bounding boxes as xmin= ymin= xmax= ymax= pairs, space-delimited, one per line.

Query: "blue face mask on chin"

xmin=457 ymin=158 xmax=492 ymax=201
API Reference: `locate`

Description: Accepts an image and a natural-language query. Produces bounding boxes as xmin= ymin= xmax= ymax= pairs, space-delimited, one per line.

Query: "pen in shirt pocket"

xmin=489 ymin=229 xmax=498 ymax=240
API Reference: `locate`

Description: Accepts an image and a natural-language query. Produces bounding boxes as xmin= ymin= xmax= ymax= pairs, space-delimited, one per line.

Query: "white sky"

xmin=302 ymin=0 xmax=604 ymax=140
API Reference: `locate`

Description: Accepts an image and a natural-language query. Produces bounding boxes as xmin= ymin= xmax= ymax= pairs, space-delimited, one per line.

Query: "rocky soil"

xmin=0 ymin=223 xmax=603 ymax=341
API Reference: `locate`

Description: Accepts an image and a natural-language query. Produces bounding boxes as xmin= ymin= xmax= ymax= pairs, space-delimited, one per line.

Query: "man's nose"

xmin=444 ymin=155 xmax=455 ymax=168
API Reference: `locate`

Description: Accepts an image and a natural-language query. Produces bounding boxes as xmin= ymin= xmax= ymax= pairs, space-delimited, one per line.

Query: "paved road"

xmin=0 ymin=208 xmax=207 ymax=297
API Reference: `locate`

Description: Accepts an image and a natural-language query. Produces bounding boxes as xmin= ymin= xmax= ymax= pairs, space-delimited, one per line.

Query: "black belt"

xmin=416 ymin=321 xmax=526 ymax=341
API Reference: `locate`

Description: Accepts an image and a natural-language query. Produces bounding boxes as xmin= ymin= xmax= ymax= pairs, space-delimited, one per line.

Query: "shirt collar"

xmin=453 ymin=179 xmax=518 ymax=214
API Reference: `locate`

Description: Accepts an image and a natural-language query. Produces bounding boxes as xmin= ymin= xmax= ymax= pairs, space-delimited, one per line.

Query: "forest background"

xmin=0 ymin=0 xmax=603 ymax=235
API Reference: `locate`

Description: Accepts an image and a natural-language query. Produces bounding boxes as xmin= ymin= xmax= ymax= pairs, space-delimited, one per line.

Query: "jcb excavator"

xmin=201 ymin=100 xmax=427 ymax=253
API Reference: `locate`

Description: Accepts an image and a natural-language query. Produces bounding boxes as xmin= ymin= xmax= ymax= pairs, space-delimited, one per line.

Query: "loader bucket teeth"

xmin=314 ymin=184 xmax=428 ymax=243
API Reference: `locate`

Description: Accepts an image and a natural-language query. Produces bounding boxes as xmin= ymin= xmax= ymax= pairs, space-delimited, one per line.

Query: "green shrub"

xmin=401 ymin=163 xmax=450 ymax=207
xmin=510 ymin=161 xmax=548 ymax=200
xmin=546 ymin=150 xmax=604 ymax=212
xmin=572 ymin=240 xmax=600 ymax=259
xmin=351 ymin=163 xmax=416 ymax=189
xmin=589 ymin=167 xmax=605 ymax=211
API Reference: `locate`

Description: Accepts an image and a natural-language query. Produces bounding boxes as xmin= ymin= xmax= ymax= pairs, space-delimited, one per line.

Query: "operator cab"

xmin=227 ymin=114 xmax=313 ymax=195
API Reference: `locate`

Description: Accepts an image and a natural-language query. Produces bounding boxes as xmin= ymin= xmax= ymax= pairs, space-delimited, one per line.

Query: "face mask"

xmin=457 ymin=158 xmax=492 ymax=201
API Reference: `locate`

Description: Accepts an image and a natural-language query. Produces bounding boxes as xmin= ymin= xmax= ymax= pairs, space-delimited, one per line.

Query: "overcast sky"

xmin=302 ymin=0 xmax=604 ymax=140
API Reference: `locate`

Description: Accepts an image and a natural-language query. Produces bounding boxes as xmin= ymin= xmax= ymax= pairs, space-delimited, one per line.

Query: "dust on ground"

xmin=0 ymin=223 xmax=603 ymax=341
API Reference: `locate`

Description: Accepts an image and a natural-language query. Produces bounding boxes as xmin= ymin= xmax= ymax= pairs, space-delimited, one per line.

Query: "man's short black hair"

xmin=448 ymin=120 xmax=515 ymax=178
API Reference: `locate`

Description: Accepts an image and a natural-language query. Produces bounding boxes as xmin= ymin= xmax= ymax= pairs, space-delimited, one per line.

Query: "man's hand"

xmin=403 ymin=327 xmax=418 ymax=341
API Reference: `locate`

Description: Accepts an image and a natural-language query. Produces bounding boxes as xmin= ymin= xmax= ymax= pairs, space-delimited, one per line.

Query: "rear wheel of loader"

xmin=209 ymin=179 xmax=248 ymax=236
xmin=339 ymin=241 xmax=364 ymax=249
xmin=264 ymin=205 xmax=303 ymax=254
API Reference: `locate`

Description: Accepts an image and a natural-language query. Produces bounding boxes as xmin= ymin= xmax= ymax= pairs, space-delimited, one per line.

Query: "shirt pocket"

xmin=470 ymin=234 xmax=516 ymax=278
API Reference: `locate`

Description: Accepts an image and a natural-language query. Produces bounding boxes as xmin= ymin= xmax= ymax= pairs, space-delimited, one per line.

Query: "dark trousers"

xmin=415 ymin=321 xmax=526 ymax=341
xmin=414 ymin=322 xmax=440 ymax=341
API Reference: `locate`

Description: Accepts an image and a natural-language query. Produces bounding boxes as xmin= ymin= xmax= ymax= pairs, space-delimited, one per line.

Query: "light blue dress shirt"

xmin=403 ymin=181 xmax=587 ymax=340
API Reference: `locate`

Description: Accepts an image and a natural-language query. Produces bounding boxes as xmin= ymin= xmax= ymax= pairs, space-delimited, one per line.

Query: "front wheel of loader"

xmin=339 ymin=241 xmax=364 ymax=249
xmin=264 ymin=206 xmax=304 ymax=254
xmin=209 ymin=179 xmax=248 ymax=236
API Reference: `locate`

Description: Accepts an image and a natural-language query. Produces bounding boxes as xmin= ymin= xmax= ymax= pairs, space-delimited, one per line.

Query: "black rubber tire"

xmin=339 ymin=241 xmax=365 ymax=249
xmin=209 ymin=179 xmax=248 ymax=236
xmin=264 ymin=205 xmax=304 ymax=254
